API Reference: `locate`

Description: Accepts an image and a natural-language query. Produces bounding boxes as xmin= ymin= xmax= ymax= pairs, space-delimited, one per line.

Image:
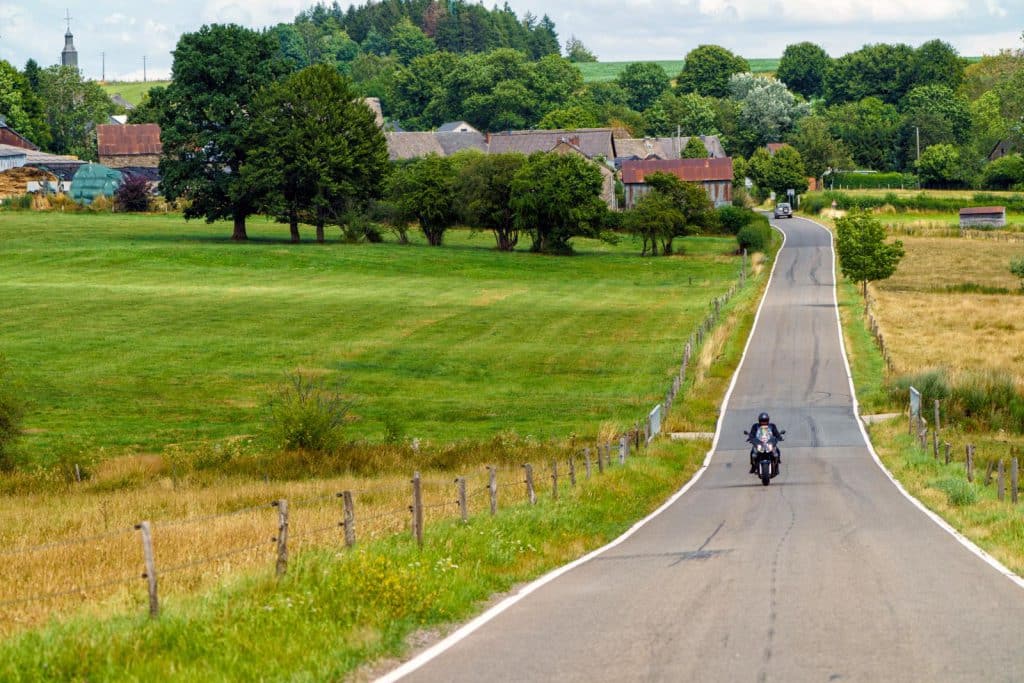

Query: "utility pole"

xmin=101 ymin=52 xmax=105 ymax=81
xmin=915 ymin=126 xmax=920 ymax=162
xmin=143 ymin=55 xmax=147 ymax=82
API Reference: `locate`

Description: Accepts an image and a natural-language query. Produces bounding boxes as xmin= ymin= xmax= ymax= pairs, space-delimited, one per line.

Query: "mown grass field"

xmin=101 ymin=81 xmax=170 ymax=106
xmin=575 ymin=58 xmax=779 ymax=82
xmin=1 ymin=212 xmax=742 ymax=464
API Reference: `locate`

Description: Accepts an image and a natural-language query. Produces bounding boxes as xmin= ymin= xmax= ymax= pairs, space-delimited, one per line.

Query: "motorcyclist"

xmin=747 ymin=412 xmax=783 ymax=473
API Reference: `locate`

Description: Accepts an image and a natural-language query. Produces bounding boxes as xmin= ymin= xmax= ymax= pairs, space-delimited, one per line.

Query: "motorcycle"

xmin=744 ymin=426 xmax=785 ymax=486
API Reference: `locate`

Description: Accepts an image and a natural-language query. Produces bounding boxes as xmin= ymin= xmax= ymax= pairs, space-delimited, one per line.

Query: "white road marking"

xmin=804 ymin=215 xmax=1024 ymax=591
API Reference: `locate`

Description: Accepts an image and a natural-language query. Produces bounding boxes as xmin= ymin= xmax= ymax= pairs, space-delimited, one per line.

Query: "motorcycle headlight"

xmin=756 ymin=444 xmax=766 ymax=453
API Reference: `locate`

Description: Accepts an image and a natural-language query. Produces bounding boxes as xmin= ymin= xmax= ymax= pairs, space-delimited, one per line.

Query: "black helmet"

xmin=758 ymin=412 xmax=770 ymax=424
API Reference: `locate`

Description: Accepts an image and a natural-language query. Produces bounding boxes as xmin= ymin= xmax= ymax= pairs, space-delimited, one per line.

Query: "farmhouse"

xmin=621 ymin=158 xmax=734 ymax=208
xmin=959 ymin=206 xmax=1006 ymax=228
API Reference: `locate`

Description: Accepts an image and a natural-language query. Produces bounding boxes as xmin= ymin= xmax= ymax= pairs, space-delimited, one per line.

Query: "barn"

xmin=621 ymin=158 xmax=734 ymax=209
xmin=959 ymin=206 xmax=1006 ymax=228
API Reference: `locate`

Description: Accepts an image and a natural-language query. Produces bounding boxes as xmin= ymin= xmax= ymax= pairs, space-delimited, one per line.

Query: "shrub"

xmin=339 ymin=213 xmax=383 ymax=243
xmin=114 ymin=175 xmax=152 ymax=212
xmin=1011 ymin=257 xmax=1024 ymax=290
xmin=888 ymin=369 xmax=950 ymax=408
xmin=931 ymin=477 xmax=979 ymax=506
xmin=264 ymin=372 xmax=351 ymax=454
xmin=0 ymin=357 xmax=25 ymax=472
xmin=736 ymin=216 xmax=772 ymax=252
xmin=716 ymin=205 xmax=753 ymax=234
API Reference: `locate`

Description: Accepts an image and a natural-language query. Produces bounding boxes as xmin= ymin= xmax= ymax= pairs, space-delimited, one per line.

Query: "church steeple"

xmin=61 ymin=9 xmax=78 ymax=69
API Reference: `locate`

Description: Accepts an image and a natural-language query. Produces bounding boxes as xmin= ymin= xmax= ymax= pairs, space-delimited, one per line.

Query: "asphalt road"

xmin=387 ymin=216 xmax=1024 ymax=682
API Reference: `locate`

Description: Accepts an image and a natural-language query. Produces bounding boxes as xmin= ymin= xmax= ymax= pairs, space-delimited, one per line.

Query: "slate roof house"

xmin=485 ymin=128 xmax=616 ymax=160
xmin=438 ymin=121 xmax=480 ymax=134
xmin=385 ymin=131 xmax=487 ymax=160
xmin=613 ymin=135 xmax=726 ymax=165
xmin=621 ymin=158 xmax=734 ymax=208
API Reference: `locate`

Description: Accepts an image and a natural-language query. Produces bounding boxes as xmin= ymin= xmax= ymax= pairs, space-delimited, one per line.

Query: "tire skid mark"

xmin=758 ymin=485 xmax=798 ymax=683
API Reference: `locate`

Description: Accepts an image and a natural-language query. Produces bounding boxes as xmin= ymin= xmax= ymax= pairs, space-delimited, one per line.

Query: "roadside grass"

xmin=665 ymin=242 xmax=778 ymax=432
xmin=823 ymin=215 xmax=1024 ymax=583
xmin=101 ymin=81 xmax=170 ymax=106
xmin=0 ymin=212 xmax=742 ymax=463
xmin=0 ymin=437 xmax=710 ymax=680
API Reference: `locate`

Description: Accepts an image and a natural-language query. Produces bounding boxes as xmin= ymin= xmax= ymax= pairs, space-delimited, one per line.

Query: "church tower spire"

xmin=61 ymin=9 xmax=78 ymax=69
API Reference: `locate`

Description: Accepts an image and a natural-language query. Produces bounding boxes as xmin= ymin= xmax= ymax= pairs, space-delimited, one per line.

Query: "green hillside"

xmin=576 ymin=58 xmax=779 ymax=83
xmin=101 ymin=81 xmax=170 ymax=106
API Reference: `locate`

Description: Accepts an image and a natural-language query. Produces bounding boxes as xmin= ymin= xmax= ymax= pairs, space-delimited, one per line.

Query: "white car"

xmin=773 ymin=202 xmax=792 ymax=219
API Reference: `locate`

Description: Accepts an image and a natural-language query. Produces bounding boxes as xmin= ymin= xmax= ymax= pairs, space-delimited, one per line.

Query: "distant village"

xmin=0 ymin=20 xmax=739 ymax=211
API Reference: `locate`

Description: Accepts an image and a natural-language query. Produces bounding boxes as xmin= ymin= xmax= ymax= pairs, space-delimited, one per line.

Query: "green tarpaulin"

xmin=70 ymin=163 xmax=122 ymax=204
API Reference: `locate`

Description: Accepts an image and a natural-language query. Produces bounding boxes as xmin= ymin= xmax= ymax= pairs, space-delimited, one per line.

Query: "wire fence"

xmin=2 ymin=263 xmax=753 ymax=630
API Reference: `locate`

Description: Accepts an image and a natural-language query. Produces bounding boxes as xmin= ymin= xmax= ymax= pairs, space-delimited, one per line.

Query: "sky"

xmin=0 ymin=0 xmax=1020 ymax=82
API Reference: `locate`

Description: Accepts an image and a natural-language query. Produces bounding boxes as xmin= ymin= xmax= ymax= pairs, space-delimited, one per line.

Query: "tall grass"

xmin=0 ymin=439 xmax=710 ymax=678
xmin=802 ymin=190 xmax=1024 ymax=214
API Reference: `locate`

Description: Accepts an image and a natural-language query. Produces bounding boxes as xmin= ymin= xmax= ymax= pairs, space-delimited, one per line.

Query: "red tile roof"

xmin=621 ymin=158 xmax=734 ymax=185
xmin=97 ymin=124 xmax=162 ymax=156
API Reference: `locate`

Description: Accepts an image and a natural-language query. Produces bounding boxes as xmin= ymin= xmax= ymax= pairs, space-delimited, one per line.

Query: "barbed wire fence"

xmin=3 ymin=265 xmax=752 ymax=627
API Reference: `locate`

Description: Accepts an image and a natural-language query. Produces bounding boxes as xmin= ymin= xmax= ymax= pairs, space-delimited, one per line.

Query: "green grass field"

xmin=576 ymin=58 xmax=779 ymax=83
xmin=102 ymin=81 xmax=170 ymax=106
xmin=0 ymin=213 xmax=742 ymax=463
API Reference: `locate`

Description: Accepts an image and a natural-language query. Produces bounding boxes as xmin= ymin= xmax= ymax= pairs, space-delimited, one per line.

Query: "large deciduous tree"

xmin=510 ymin=152 xmax=605 ymax=253
xmin=916 ymin=143 xmax=967 ymax=189
xmin=36 ymin=65 xmax=112 ymax=159
xmin=565 ymin=35 xmax=597 ymax=63
xmin=454 ymin=151 xmax=527 ymax=251
xmin=642 ymin=92 xmax=717 ymax=138
xmin=823 ymin=43 xmax=915 ymax=106
xmin=615 ymin=62 xmax=670 ymax=112
xmin=0 ymin=60 xmax=49 ymax=149
xmin=749 ymin=145 xmax=809 ymax=199
xmin=825 ymin=97 xmax=901 ymax=171
xmin=159 ymin=24 xmax=289 ymax=240
xmin=787 ymin=115 xmax=853 ymax=179
xmin=777 ymin=42 xmax=831 ymax=99
xmin=911 ymin=39 xmax=965 ymax=91
xmin=386 ymin=154 xmax=460 ymax=246
xmin=835 ymin=210 xmax=904 ymax=297
xmin=245 ymin=64 xmax=389 ymax=243
xmin=729 ymin=74 xmax=810 ymax=154
xmin=676 ymin=45 xmax=749 ymax=98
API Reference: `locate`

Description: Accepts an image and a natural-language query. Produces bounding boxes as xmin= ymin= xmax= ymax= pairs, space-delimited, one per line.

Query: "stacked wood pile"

xmin=0 ymin=166 xmax=57 ymax=199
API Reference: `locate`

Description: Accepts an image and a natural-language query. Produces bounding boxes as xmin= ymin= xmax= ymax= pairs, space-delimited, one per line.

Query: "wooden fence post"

xmin=411 ymin=472 xmax=423 ymax=547
xmin=136 ymin=521 xmax=159 ymax=618
xmin=457 ymin=477 xmax=468 ymax=523
xmin=985 ymin=460 xmax=996 ymax=487
xmin=596 ymin=445 xmax=605 ymax=474
xmin=1012 ymin=458 xmax=1019 ymax=505
xmin=998 ymin=461 xmax=1005 ymax=501
xmin=341 ymin=491 xmax=355 ymax=547
xmin=933 ymin=400 xmax=941 ymax=459
xmin=619 ymin=436 xmax=627 ymax=465
xmin=488 ymin=466 xmax=497 ymax=516
xmin=967 ymin=445 xmax=974 ymax=483
xmin=568 ymin=454 xmax=576 ymax=487
xmin=944 ymin=442 xmax=951 ymax=466
xmin=523 ymin=464 xmax=536 ymax=505
xmin=604 ymin=442 xmax=611 ymax=468
xmin=273 ymin=499 xmax=289 ymax=576
xmin=551 ymin=460 xmax=559 ymax=501
xmin=584 ymin=447 xmax=592 ymax=480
